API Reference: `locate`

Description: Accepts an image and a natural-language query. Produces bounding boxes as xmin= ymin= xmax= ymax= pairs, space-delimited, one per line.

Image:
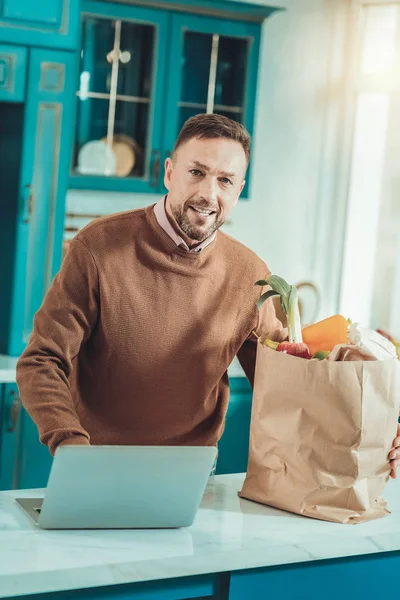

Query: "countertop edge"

xmin=1 ymin=529 xmax=399 ymax=598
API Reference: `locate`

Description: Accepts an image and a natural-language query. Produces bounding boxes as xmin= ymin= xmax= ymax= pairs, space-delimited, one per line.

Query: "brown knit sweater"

xmin=16 ymin=205 xmax=282 ymax=455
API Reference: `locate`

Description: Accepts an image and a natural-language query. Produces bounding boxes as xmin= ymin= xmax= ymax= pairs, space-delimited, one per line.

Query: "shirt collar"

xmin=153 ymin=196 xmax=216 ymax=253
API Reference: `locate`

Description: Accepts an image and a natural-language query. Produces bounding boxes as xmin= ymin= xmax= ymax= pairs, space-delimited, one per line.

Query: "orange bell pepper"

xmin=302 ymin=315 xmax=348 ymax=356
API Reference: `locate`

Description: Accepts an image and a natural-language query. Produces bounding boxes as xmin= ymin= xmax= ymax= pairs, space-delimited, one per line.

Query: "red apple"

xmin=276 ymin=341 xmax=311 ymax=359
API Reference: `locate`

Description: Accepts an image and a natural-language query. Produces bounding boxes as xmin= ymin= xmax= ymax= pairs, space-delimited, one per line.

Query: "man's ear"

xmin=164 ymin=157 xmax=174 ymax=190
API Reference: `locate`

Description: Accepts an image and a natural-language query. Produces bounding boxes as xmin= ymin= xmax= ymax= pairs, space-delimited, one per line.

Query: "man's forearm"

xmin=17 ymin=344 xmax=90 ymax=455
xmin=17 ymin=238 xmax=99 ymax=455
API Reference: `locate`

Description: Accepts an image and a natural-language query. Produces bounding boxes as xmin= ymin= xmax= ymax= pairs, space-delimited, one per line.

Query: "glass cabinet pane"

xmin=181 ymin=32 xmax=212 ymax=105
xmin=179 ymin=30 xmax=249 ymax=127
xmin=114 ymin=100 xmax=147 ymax=175
xmin=79 ymin=17 xmax=115 ymax=95
xmin=118 ymin=21 xmax=154 ymax=99
xmin=72 ymin=15 xmax=154 ymax=179
xmin=215 ymin=37 xmax=247 ymax=111
xmin=76 ymin=97 xmax=109 ymax=145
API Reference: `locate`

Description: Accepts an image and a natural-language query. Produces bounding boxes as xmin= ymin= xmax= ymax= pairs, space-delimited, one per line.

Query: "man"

xmin=16 ymin=114 xmax=400 ymax=477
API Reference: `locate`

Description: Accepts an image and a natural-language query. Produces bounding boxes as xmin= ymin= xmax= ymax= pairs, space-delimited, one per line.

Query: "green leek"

xmin=256 ymin=275 xmax=303 ymax=344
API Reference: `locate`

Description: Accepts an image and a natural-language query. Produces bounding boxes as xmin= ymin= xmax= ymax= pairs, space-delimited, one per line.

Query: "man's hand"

xmin=389 ymin=422 xmax=400 ymax=479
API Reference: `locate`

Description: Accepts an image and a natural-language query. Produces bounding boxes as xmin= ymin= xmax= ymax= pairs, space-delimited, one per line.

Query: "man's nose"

xmin=198 ymin=176 xmax=218 ymax=202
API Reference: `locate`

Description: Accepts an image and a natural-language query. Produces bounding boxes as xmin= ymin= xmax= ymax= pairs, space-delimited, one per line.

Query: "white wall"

xmin=66 ymin=0 xmax=351 ymax=319
xmin=226 ymin=0 xmax=351 ymax=320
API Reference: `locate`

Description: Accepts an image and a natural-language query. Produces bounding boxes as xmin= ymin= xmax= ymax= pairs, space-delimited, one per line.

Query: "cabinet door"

xmin=0 ymin=0 xmax=80 ymax=51
xmin=0 ymin=384 xmax=52 ymax=490
xmin=69 ymin=1 xmax=170 ymax=194
xmin=8 ymin=49 xmax=77 ymax=356
xmin=17 ymin=411 xmax=53 ymax=490
xmin=0 ymin=383 xmax=21 ymax=490
xmin=0 ymin=44 xmax=27 ymax=102
xmin=2 ymin=0 xmax=63 ymax=25
xmin=163 ymin=13 xmax=261 ymax=199
xmin=216 ymin=377 xmax=252 ymax=475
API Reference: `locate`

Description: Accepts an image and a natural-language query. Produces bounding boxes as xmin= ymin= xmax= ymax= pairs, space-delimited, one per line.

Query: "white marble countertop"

xmin=1 ymin=474 xmax=400 ymax=598
xmin=0 ymin=354 xmax=17 ymax=383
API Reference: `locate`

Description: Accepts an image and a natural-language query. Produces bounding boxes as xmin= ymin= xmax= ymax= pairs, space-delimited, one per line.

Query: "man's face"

xmin=164 ymin=137 xmax=247 ymax=245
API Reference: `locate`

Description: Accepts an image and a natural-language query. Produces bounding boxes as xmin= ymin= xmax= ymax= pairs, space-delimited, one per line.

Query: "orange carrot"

xmin=302 ymin=315 xmax=348 ymax=354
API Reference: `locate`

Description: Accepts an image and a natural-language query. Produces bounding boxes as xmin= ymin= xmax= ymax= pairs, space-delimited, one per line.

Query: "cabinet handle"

xmin=149 ymin=150 xmax=161 ymax=188
xmin=7 ymin=391 xmax=21 ymax=433
xmin=21 ymin=183 xmax=33 ymax=224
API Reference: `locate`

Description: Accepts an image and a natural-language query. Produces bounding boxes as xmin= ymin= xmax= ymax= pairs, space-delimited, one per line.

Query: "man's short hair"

xmin=173 ymin=113 xmax=251 ymax=164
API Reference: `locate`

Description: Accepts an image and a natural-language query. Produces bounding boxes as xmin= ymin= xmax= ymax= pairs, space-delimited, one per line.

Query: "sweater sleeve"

xmin=236 ymin=291 xmax=286 ymax=388
xmin=16 ymin=238 xmax=99 ymax=455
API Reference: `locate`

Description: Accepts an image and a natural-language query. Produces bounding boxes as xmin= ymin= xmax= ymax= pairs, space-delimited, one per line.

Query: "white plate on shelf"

xmin=77 ymin=140 xmax=116 ymax=176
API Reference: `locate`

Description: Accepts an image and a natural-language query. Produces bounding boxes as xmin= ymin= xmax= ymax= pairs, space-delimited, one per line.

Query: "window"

xmin=340 ymin=2 xmax=400 ymax=336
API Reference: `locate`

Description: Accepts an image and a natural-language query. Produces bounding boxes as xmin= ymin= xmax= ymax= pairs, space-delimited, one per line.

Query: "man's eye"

xmin=190 ymin=169 xmax=202 ymax=176
xmin=220 ymin=177 xmax=233 ymax=186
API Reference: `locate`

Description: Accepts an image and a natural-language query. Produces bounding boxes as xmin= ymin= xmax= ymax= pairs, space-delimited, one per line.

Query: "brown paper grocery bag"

xmin=239 ymin=344 xmax=400 ymax=524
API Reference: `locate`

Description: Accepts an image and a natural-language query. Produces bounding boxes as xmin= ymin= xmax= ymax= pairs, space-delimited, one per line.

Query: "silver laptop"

xmin=15 ymin=445 xmax=217 ymax=529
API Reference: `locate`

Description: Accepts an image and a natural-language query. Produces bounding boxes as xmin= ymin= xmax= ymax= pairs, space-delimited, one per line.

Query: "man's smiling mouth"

xmin=190 ymin=206 xmax=216 ymax=216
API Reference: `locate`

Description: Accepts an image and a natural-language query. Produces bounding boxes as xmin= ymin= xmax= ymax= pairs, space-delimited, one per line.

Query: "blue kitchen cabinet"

xmin=69 ymin=1 xmax=274 ymax=196
xmin=69 ymin=1 xmax=170 ymax=193
xmin=0 ymin=0 xmax=80 ymax=50
xmin=0 ymin=383 xmax=20 ymax=489
xmin=0 ymin=48 xmax=78 ymax=356
xmin=0 ymin=383 xmax=52 ymax=490
xmin=0 ymin=44 xmax=27 ymax=102
xmin=216 ymin=377 xmax=252 ymax=475
xmin=17 ymin=406 xmax=53 ymax=490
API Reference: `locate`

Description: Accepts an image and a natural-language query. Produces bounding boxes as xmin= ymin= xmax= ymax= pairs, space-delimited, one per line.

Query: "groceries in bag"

xmin=255 ymin=274 xmax=398 ymax=362
xmin=239 ymin=274 xmax=400 ymax=523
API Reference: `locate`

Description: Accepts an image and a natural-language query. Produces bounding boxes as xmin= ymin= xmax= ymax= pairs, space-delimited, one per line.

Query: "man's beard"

xmin=172 ymin=202 xmax=224 ymax=243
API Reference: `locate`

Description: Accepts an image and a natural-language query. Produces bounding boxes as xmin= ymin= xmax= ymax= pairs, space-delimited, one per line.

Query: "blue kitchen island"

xmin=1 ymin=473 xmax=400 ymax=600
